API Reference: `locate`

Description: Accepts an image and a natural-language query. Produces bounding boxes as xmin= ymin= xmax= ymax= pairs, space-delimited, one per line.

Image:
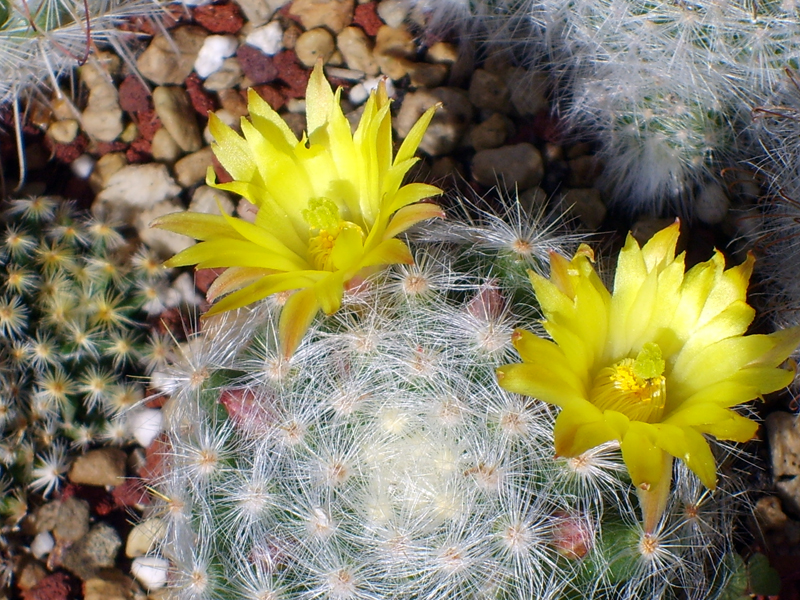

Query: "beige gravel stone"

xmin=295 ymin=28 xmax=336 ymax=67
xmin=81 ymin=70 xmax=124 ymax=142
xmin=426 ymin=41 xmax=458 ymax=64
xmin=469 ymin=68 xmax=511 ymax=114
xmin=289 ymin=0 xmax=354 ymax=33
xmin=469 ymin=112 xmax=509 ymax=151
xmin=69 ymin=448 xmax=127 ymax=487
xmin=337 ymin=27 xmax=379 ymax=76
xmin=137 ymin=26 xmax=209 ymax=85
xmin=472 ymin=143 xmax=545 ymax=190
xmin=94 ymin=163 xmax=181 ymax=224
xmin=125 ymin=518 xmax=167 ymax=558
xmin=153 ymin=86 xmax=203 ymax=153
xmin=35 ymin=497 xmax=90 ymax=542
xmin=137 ymin=201 xmax=196 ymax=258
xmin=203 ymin=57 xmax=244 ymax=91
xmin=560 ymin=188 xmax=607 ymax=231
xmin=374 ymin=25 xmax=416 ymax=80
xmin=377 ymin=0 xmax=409 ymax=28
xmin=88 ymin=152 xmax=127 ymax=193
xmin=84 ymin=573 xmax=137 ymax=600
xmin=767 ymin=411 xmax=800 ymax=516
xmin=395 ymin=87 xmax=473 ymax=156
xmin=47 ymin=119 xmax=79 ymax=144
xmin=175 ymin=147 xmax=215 ymax=188
xmin=151 ymin=128 xmax=183 ymax=163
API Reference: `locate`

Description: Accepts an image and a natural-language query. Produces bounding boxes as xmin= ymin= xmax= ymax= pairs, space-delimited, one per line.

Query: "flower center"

xmin=589 ymin=343 xmax=667 ymax=423
xmin=303 ymin=197 xmax=363 ymax=271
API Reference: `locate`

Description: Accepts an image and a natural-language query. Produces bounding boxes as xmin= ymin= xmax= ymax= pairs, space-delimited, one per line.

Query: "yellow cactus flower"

xmin=496 ymin=221 xmax=800 ymax=530
xmin=151 ymin=63 xmax=444 ymax=357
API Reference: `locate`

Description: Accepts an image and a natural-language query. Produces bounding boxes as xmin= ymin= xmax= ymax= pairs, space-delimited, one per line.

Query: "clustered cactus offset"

xmin=0 ymin=196 xmax=172 ymax=512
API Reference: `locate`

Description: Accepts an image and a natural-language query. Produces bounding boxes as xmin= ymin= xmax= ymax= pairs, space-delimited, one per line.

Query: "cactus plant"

xmin=0 ymin=196 xmax=173 ymax=507
xmin=145 ymin=223 xmax=755 ymax=600
xmin=140 ymin=65 xmax=800 ymax=600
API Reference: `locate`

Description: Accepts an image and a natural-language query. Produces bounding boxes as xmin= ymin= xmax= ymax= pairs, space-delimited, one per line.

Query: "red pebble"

xmin=185 ymin=73 xmax=217 ymax=116
xmin=133 ymin=108 xmax=162 ymax=141
xmin=531 ymin=110 xmax=563 ymax=144
xmin=94 ymin=140 xmax=129 ymax=155
xmin=113 ymin=478 xmax=151 ymax=509
xmin=193 ymin=1 xmax=244 ymax=34
xmin=354 ymin=2 xmax=383 ymax=36
xmin=119 ymin=74 xmax=152 ymax=112
xmin=195 ymin=268 xmax=223 ymax=294
xmin=46 ymin=133 xmax=88 ymax=164
xmin=121 ymin=5 xmax=183 ymax=35
xmin=237 ymin=44 xmax=278 ymax=85
xmin=251 ymin=84 xmax=285 ymax=111
xmin=126 ymin=137 xmax=152 ymax=163
xmin=139 ymin=434 xmax=171 ymax=483
xmin=144 ymin=393 xmax=169 ymax=409
xmin=21 ymin=573 xmax=76 ymax=600
xmin=273 ymin=50 xmax=309 ymax=98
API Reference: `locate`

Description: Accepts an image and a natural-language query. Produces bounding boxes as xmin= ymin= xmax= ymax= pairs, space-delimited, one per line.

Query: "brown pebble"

xmin=354 ymin=1 xmax=382 ymax=36
xmin=217 ymin=88 xmax=249 ymax=119
xmin=236 ymin=44 xmax=278 ymax=85
xmin=195 ymin=268 xmax=223 ymax=293
xmin=17 ymin=560 xmax=47 ymax=592
xmin=192 ymin=1 xmax=244 ymax=34
xmin=118 ymin=75 xmax=151 ymax=113
xmin=94 ymin=140 xmax=128 ymax=155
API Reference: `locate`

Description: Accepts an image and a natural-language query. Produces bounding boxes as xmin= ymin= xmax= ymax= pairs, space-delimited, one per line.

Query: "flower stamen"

xmin=591 ymin=343 xmax=666 ymax=422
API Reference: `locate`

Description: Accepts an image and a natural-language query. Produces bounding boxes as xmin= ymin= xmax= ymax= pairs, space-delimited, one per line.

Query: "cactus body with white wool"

xmin=147 ymin=219 xmax=744 ymax=600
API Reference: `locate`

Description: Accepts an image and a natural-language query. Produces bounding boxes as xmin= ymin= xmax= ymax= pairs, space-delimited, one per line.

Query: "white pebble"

xmin=246 ymin=21 xmax=284 ymax=56
xmin=131 ymin=556 xmax=170 ymax=590
xmin=348 ymin=83 xmax=369 ymax=105
xmin=70 ymin=154 xmax=95 ymax=179
xmin=195 ymin=35 xmax=239 ymax=79
xmin=30 ymin=532 xmax=54 ymax=559
xmin=127 ymin=408 xmax=163 ymax=448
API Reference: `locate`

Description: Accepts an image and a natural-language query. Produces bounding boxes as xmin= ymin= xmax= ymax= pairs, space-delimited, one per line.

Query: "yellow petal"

xmin=620 ymin=422 xmax=666 ymax=489
xmin=206 ymin=267 xmax=270 ymax=302
xmin=358 ymin=238 xmax=414 ymax=269
xmin=313 ymin=271 xmax=345 ymax=315
xmin=330 ymin=225 xmax=365 ymax=271
xmin=246 ymin=87 xmax=298 ymax=152
xmin=554 ymin=404 xmax=616 ymax=457
xmin=395 ymin=104 xmax=438 ymax=165
xmin=150 ymin=211 xmax=241 ymax=241
xmin=496 ymin=363 xmax=586 ymax=408
xmin=745 ymin=325 xmax=800 ymax=369
xmin=698 ymin=251 xmax=754 ymax=326
xmin=164 ymin=240 xmax=303 ymax=272
xmin=640 ymin=219 xmax=680 ymax=271
xmin=218 ymin=210 xmax=308 ymax=266
xmin=205 ymin=271 xmax=323 ymax=317
xmin=387 ymin=183 xmax=444 ymax=214
xmin=383 ymin=204 xmax=445 ymax=240
xmin=208 ymin=112 xmax=258 ymax=183
xmin=279 ymin=287 xmax=320 ymax=359
xmin=305 ymin=61 xmax=335 ymax=138
xmin=511 ymin=329 xmax=589 ymax=393
xmin=653 ymin=423 xmax=717 ymax=489
xmin=663 ymin=403 xmax=758 ymax=442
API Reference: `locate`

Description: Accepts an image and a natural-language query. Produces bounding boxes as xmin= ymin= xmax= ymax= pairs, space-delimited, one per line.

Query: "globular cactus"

xmin=145 ymin=212 xmax=748 ymax=600
xmin=415 ymin=0 xmax=800 ymax=217
xmin=0 ymin=196 xmax=172 ymax=507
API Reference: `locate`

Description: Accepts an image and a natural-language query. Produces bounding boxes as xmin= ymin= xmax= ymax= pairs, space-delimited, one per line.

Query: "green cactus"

xmin=0 ymin=195 xmax=173 ymax=505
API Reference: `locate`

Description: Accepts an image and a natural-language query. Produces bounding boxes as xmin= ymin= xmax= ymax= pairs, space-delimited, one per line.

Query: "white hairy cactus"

xmin=415 ymin=0 xmax=800 ymax=217
xmin=144 ymin=201 xmax=744 ymax=600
